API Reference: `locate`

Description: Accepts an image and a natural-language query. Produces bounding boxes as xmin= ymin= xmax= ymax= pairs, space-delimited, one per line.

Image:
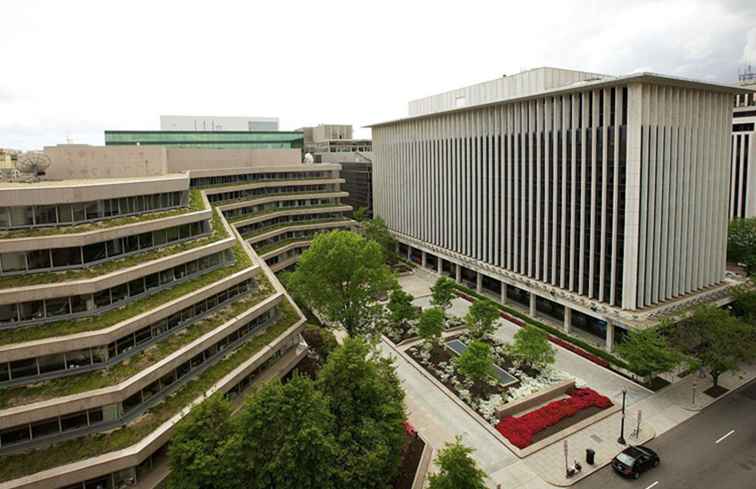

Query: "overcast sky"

xmin=1 ymin=0 xmax=755 ymax=150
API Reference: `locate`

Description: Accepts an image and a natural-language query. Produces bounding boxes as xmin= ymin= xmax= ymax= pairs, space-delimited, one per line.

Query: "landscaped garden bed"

xmin=495 ymin=387 xmax=612 ymax=448
xmin=392 ymin=422 xmax=426 ymax=489
xmin=406 ymin=333 xmax=572 ymax=424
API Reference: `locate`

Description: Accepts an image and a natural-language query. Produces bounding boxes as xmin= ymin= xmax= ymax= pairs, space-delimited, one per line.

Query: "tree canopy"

xmin=168 ymin=395 xmax=240 ymax=489
xmin=363 ymin=216 xmax=397 ymax=260
xmin=465 ymin=299 xmax=500 ymax=339
xmin=455 ymin=340 xmax=495 ymax=385
xmin=417 ymin=307 xmax=446 ymax=347
xmin=387 ymin=288 xmax=419 ymax=329
xmin=616 ymin=327 xmax=681 ymax=384
xmin=301 ymin=324 xmax=339 ymax=364
xmin=285 ymin=230 xmax=396 ymax=336
xmin=670 ymin=305 xmax=756 ymax=387
xmin=318 ymin=337 xmax=407 ymax=489
xmin=431 ymin=276 xmax=457 ymax=310
xmin=727 ymin=218 xmax=756 ymax=275
xmin=427 ymin=437 xmax=487 ymax=489
xmin=511 ymin=325 xmax=555 ymax=368
xmin=235 ymin=376 xmax=339 ymax=489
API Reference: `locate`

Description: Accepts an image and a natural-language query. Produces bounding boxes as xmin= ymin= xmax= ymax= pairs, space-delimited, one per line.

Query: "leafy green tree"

xmin=431 ymin=276 xmax=456 ymax=310
xmin=387 ymin=288 xmax=419 ymax=330
xmin=168 ymin=395 xmax=241 ymax=489
xmin=671 ymin=306 xmax=756 ymax=387
xmin=728 ymin=217 xmax=756 ymax=274
xmin=616 ymin=328 xmax=681 ymax=384
xmin=455 ymin=340 xmax=495 ymax=386
xmin=301 ymin=324 xmax=339 ymax=363
xmin=731 ymin=286 xmax=756 ymax=326
xmin=318 ymin=338 xmax=407 ymax=489
xmin=353 ymin=206 xmax=368 ymax=222
xmin=285 ymin=230 xmax=396 ymax=337
xmin=363 ymin=216 xmax=397 ymax=260
xmin=417 ymin=307 xmax=445 ymax=348
xmin=235 ymin=376 xmax=339 ymax=489
xmin=427 ymin=436 xmax=487 ymax=489
xmin=465 ymin=299 xmax=500 ymax=339
xmin=511 ymin=325 xmax=555 ymax=369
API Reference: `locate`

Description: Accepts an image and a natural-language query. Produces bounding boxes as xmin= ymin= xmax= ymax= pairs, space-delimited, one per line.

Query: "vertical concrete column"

xmin=605 ymin=321 xmax=615 ymax=352
xmin=529 ymin=293 xmax=536 ymax=317
xmin=476 ymin=272 xmax=483 ymax=293
xmin=407 ymin=245 xmax=412 ymax=261
xmin=563 ymin=306 xmax=572 ymax=333
xmin=455 ymin=264 xmax=462 ymax=283
xmin=500 ymin=283 xmax=508 ymax=305
xmin=421 ymin=251 xmax=427 ymax=268
xmin=437 ymin=258 xmax=443 ymax=275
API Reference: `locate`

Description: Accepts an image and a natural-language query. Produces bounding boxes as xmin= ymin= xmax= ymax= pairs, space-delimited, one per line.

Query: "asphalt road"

xmin=575 ymin=379 xmax=756 ymax=489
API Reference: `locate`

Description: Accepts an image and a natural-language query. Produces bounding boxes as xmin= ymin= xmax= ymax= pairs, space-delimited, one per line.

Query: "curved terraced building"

xmin=0 ymin=145 xmax=353 ymax=489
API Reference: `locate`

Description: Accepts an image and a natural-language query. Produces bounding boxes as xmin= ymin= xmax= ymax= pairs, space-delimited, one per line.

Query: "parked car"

xmin=612 ymin=446 xmax=660 ymax=479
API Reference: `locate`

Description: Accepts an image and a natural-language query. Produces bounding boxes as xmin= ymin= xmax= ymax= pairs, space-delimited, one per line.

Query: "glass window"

xmin=145 ymin=273 xmax=159 ymax=290
xmin=0 ymin=304 xmax=18 ymax=323
xmin=160 ymin=269 xmax=175 ymax=285
xmin=88 ymin=408 xmax=104 ymax=424
xmin=128 ymin=278 xmax=145 ymax=297
xmin=135 ymin=327 xmax=151 ymax=345
xmin=52 ymin=247 xmax=82 ymax=267
xmin=35 ymin=206 xmax=58 ymax=225
xmin=57 ymin=204 xmax=74 ymax=223
xmin=72 ymin=203 xmax=87 ymax=222
xmin=83 ymin=242 xmax=107 ymax=263
xmin=123 ymin=390 xmax=142 ymax=413
xmin=38 ymin=353 xmax=66 ymax=374
xmin=66 ymin=349 xmax=92 ymax=369
xmin=110 ymin=283 xmax=128 ymax=304
xmin=107 ymin=239 xmax=124 ymax=257
xmin=139 ymin=232 xmax=153 ymax=249
xmin=61 ymin=411 xmax=89 ymax=432
xmin=0 ymin=426 xmax=31 ymax=446
xmin=27 ymin=249 xmax=52 ymax=270
xmin=0 ymin=208 xmax=9 ymax=228
xmin=125 ymin=235 xmax=140 ymax=253
xmin=71 ymin=295 xmax=88 ymax=314
xmin=1 ymin=252 xmax=27 ymax=273
xmin=94 ymin=289 xmax=111 ymax=308
xmin=19 ymin=301 xmax=44 ymax=321
xmin=0 ymin=363 xmax=9 ymax=382
xmin=45 ymin=297 xmax=71 ymax=317
xmin=9 ymin=206 xmax=33 ymax=227
xmin=10 ymin=358 xmax=37 ymax=379
xmin=85 ymin=202 xmax=99 ymax=220
xmin=85 ymin=476 xmax=112 ymax=489
xmin=153 ymin=230 xmax=167 ymax=246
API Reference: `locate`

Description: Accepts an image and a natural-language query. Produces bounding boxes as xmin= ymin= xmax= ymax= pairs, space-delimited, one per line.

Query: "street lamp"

xmin=618 ymin=389 xmax=627 ymax=445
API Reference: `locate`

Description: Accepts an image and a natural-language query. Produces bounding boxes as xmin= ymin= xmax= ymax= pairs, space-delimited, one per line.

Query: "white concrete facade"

xmin=730 ymin=86 xmax=756 ymax=218
xmin=372 ymin=72 xmax=741 ymax=323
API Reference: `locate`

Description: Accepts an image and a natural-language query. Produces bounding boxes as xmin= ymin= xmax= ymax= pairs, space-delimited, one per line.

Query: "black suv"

xmin=612 ymin=446 xmax=660 ymax=479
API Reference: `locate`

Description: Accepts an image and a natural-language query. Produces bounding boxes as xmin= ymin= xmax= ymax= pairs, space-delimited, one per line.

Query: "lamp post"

xmin=618 ymin=389 xmax=627 ymax=445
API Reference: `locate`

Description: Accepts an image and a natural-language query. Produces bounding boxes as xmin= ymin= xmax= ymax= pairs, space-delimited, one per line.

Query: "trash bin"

xmin=586 ymin=448 xmax=595 ymax=465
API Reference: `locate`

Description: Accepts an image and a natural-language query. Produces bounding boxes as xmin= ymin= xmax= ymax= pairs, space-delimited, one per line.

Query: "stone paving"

xmin=392 ymin=268 xmax=756 ymax=488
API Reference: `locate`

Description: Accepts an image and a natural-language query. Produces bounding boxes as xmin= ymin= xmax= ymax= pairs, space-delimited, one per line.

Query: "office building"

xmin=730 ymin=71 xmax=756 ymax=218
xmin=300 ymin=124 xmax=372 ymax=154
xmin=0 ymin=145 xmax=352 ymax=489
xmin=160 ymin=115 xmax=279 ymax=132
xmin=371 ymin=67 xmax=747 ymax=350
xmin=104 ymin=130 xmax=304 ymax=151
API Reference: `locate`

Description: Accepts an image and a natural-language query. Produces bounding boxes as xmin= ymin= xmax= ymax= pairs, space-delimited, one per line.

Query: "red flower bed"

xmin=496 ymin=388 xmax=612 ymax=449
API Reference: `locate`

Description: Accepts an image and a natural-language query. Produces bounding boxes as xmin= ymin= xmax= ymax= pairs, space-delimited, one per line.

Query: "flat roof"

xmin=367 ymin=72 xmax=750 ymax=128
xmin=0 ymin=174 xmax=187 ymax=190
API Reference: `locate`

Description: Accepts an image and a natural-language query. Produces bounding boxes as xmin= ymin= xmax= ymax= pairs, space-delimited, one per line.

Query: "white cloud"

xmin=0 ymin=0 xmax=754 ymax=150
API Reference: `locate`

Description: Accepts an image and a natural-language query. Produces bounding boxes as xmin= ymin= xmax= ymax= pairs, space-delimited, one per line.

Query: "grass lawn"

xmin=0 ymin=241 xmax=255 ymax=346
xmin=0 ymin=208 xmax=227 ymax=290
xmin=0 ymin=300 xmax=301 ymax=483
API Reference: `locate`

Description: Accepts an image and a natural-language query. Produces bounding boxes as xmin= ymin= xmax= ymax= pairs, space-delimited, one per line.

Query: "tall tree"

xmin=731 ymin=286 xmax=756 ymax=326
xmin=511 ymin=325 xmax=555 ymax=369
xmin=727 ymin=217 xmax=756 ymax=274
xmin=301 ymin=324 xmax=339 ymax=363
xmin=285 ymin=230 xmax=396 ymax=336
xmin=168 ymin=395 xmax=241 ymax=489
xmin=465 ymin=299 xmax=500 ymax=339
xmin=417 ymin=307 xmax=446 ymax=348
xmin=671 ymin=306 xmax=756 ymax=387
xmin=318 ymin=338 xmax=407 ymax=489
xmin=235 ymin=376 xmax=339 ymax=489
xmin=454 ymin=340 xmax=495 ymax=386
xmin=387 ymin=288 xmax=420 ymax=332
xmin=616 ymin=328 xmax=681 ymax=384
xmin=431 ymin=276 xmax=456 ymax=311
xmin=363 ymin=216 xmax=397 ymax=260
xmin=427 ymin=437 xmax=487 ymax=489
